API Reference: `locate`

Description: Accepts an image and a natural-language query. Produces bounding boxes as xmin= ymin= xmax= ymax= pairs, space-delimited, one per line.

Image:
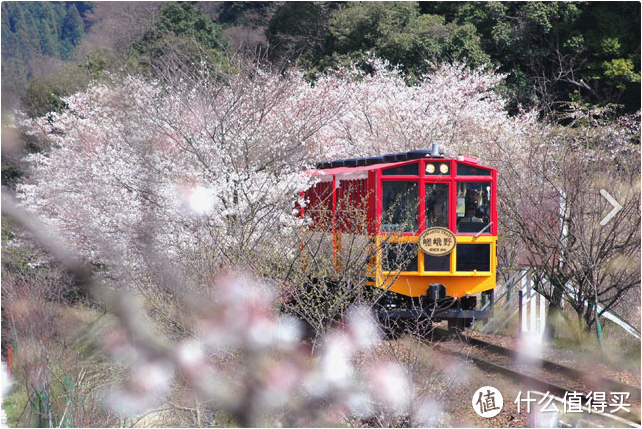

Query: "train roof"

xmin=307 ymin=149 xmax=496 ymax=177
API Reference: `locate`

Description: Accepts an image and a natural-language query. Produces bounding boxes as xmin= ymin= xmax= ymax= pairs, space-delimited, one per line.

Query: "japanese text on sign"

xmin=419 ymin=227 xmax=456 ymax=256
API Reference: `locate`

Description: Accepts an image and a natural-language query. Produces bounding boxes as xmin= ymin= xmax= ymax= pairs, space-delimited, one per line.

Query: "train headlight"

xmin=426 ymin=163 xmax=435 ymax=174
xmin=439 ymin=163 xmax=449 ymax=174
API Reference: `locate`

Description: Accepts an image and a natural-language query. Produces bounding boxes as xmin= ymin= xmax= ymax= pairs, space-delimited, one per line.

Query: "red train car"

xmin=301 ymin=144 xmax=497 ymax=328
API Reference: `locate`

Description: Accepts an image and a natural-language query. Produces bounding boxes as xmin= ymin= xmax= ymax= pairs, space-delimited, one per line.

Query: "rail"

xmin=429 ymin=328 xmax=641 ymax=426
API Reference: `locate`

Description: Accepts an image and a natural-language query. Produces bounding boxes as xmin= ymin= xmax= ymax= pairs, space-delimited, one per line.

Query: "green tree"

xmin=217 ymin=1 xmax=274 ymax=25
xmin=130 ymin=1 xmax=230 ymax=76
xmin=267 ymin=1 xmax=490 ymax=78
xmin=267 ymin=2 xmax=335 ymax=68
xmin=61 ymin=4 xmax=84 ymax=56
xmin=328 ymin=2 xmax=490 ymax=75
xmin=577 ymin=2 xmax=640 ymax=112
xmin=132 ymin=2 xmax=228 ymax=56
xmin=21 ymin=47 xmax=129 ymax=118
xmin=456 ymin=1 xmax=640 ymax=113
xmin=1 ymin=1 xmax=90 ymax=106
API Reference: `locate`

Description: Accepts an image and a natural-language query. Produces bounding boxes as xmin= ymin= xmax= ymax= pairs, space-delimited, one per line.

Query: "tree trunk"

xmin=543 ymin=277 xmax=564 ymax=341
xmin=583 ymin=302 xmax=595 ymax=330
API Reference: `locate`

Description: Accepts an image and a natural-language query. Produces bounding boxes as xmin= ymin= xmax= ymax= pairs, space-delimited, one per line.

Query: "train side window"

xmin=382 ymin=181 xmax=418 ymax=232
xmin=425 ymin=183 xmax=449 ymax=228
xmin=456 ymin=182 xmax=491 ymax=233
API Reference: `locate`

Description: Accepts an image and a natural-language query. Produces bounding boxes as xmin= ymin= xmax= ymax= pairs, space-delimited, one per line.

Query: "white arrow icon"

xmin=599 ymin=189 xmax=622 ymax=226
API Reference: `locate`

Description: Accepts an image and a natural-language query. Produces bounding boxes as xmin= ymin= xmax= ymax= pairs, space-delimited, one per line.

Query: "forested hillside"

xmin=2 ymin=1 xmax=640 ymax=115
xmin=1 ymin=2 xmax=640 ymax=428
xmin=1 ymin=2 xmax=93 ymax=106
xmin=266 ymin=1 xmax=641 ymax=113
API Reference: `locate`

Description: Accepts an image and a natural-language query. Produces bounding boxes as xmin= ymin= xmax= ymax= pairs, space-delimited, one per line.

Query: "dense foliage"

xmin=4 ymin=1 xmax=640 ymax=115
xmin=131 ymin=2 xmax=229 ymax=65
xmin=1 ymin=2 xmax=92 ymax=103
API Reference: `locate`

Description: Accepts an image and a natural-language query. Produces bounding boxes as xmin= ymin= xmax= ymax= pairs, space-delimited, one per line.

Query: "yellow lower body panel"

xmin=371 ymin=235 xmax=497 ymax=298
xmin=374 ymin=273 xmax=496 ymax=298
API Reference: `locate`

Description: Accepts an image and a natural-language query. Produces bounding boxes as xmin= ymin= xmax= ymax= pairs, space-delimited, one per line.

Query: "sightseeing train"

xmin=301 ymin=144 xmax=496 ymax=329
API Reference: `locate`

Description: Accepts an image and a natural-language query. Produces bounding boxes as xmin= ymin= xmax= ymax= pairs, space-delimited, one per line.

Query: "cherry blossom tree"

xmin=18 ymin=64 xmax=344 ymax=284
xmin=11 ymin=59 xmax=542 ymax=424
xmin=502 ymin=109 xmax=640 ymax=335
xmin=17 ymin=57 xmax=537 ymax=290
xmin=314 ymin=57 xmax=539 ymax=163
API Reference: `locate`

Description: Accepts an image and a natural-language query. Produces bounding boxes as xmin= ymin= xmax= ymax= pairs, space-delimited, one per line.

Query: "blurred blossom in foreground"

xmin=101 ymin=272 xmax=442 ymax=426
xmin=106 ymin=356 xmax=175 ymax=416
xmin=1 ymin=363 xmax=10 ymax=428
xmin=185 ymin=185 xmax=216 ymax=216
xmin=366 ymin=362 xmax=412 ymax=410
xmin=516 ymin=332 xmax=543 ymax=365
xmin=346 ymin=305 xmax=381 ymax=350
xmin=413 ymin=398 xmax=445 ymax=427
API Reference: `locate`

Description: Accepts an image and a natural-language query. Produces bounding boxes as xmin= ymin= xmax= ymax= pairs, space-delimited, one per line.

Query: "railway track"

xmin=428 ymin=327 xmax=641 ymax=427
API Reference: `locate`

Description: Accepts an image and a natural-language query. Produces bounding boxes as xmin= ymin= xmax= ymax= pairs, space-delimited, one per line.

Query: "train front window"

xmin=456 ymin=182 xmax=491 ymax=233
xmin=382 ymin=181 xmax=418 ymax=232
xmin=425 ymin=183 xmax=449 ymax=228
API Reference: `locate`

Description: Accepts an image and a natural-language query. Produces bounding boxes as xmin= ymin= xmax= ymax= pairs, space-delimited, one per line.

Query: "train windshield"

xmin=425 ymin=183 xmax=449 ymax=228
xmin=456 ymin=182 xmax=491 ymax=233
xmin=382 ymin=181 xmax=418 ymax=232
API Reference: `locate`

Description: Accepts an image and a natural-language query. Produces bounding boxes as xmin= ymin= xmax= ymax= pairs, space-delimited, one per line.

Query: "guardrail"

xmin=480 ymin=269 xmax=641 ymax=342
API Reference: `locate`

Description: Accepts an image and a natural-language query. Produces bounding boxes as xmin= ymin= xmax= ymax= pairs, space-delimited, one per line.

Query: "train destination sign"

xmin=419 ymin=227 xmax=456 ymax=256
